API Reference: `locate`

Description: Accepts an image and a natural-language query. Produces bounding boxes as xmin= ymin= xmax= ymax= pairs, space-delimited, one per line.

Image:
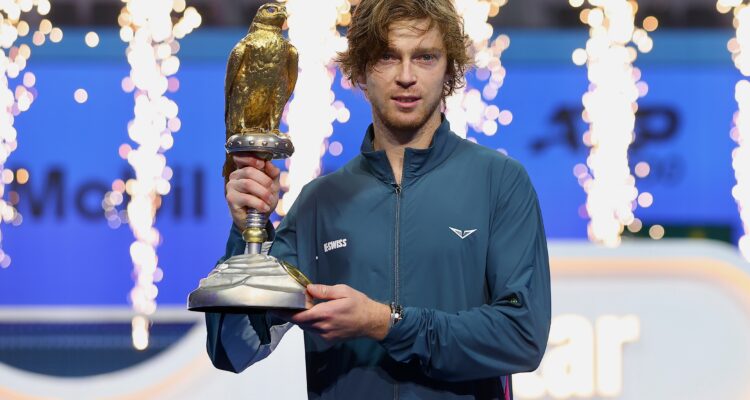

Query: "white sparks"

xmin=445 ymin=0 xmax=509 ymax=139
xmin=0 ymin=1 xmax=53 ymax=268
xmin=722 ymin=1 xmax=750 ymax=260
xmin=575 ymin=0 xmax=653 ymax=247
xmin=115 ymin=0 xmax=200 ymax=350
xmin=280 ymin=0 xmax=349 ymax=213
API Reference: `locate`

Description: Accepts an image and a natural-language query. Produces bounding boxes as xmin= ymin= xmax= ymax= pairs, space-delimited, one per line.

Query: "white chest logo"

xmin=449 ymin=227 xmax=477 ymax=239
xmin=323 ymin=238 xmax=348 ymax=253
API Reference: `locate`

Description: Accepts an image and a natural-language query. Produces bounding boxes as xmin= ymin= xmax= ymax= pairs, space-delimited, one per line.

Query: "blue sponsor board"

xmin=0 ymin=29 xmax=741 ymax=306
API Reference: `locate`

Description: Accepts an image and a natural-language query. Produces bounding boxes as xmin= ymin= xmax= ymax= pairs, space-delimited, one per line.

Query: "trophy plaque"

xmin=188 ymin=2 xmax=311 ymax=312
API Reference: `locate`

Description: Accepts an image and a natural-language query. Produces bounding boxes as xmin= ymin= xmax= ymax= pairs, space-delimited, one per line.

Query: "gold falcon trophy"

xmin=188 ymin=3 xmax=311 ymax=312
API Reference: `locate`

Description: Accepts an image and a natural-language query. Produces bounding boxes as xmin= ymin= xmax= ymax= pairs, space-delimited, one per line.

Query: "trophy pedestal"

xmin=188 ymin=253 xmax=307 ymax=312
xmin=188 ymin=284 xmax=307 ymax=312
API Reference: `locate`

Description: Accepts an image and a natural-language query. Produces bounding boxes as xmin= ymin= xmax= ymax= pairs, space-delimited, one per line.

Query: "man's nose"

xmin=396 ymin=61 xmax=416 ymax=89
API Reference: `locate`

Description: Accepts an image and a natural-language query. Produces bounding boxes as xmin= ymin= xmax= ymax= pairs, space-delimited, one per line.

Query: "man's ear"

xmin=358 ymin=77 xmax=369 ymax=99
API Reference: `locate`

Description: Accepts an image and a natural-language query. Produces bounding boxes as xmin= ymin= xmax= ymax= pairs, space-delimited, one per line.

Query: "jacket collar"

xmin=360 ymin=115 xmax=461 ymax=186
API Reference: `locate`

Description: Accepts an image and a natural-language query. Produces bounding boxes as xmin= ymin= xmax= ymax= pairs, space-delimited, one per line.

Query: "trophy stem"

xmin=246 ymin=242 xmax=261 ymax=255
xmin=243 ymin=209 xmax=269 ymax=255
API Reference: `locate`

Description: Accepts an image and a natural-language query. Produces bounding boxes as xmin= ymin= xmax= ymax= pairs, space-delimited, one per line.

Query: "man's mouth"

xmin=392 ymin=96 xmax=421 ymax=108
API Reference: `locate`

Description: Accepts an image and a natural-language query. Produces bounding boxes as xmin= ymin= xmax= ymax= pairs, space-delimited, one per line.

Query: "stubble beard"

xmin=373 ymin=94 xmax=443 ymax=142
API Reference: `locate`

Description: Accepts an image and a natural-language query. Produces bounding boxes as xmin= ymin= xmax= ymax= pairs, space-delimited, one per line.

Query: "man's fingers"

xmin=286 ymin=308 xmax=324 ymax=325
xmin=229 ymin=166 xmax=274 ymax=189
xmin=228 ymin=176 xmax=274 ymax=203
xmin=226 ymin=185 xmax=271 ymax=212
xmin=268 ymin=310 xmax=326 ymax=337
xmin=268 ymin=309 xmax=302 ymax=323
xmin=233 ymin=153 xmax=265 ymax=169
xmin=285 ymin=298 xmax=343 ymax=324
xmin=230 ymin=156 xmax=279 ymax=186
xmin=263 ymin=161 xmax=281 ymax=181
xmin=307 ymin=284 xmax=349 ymax=301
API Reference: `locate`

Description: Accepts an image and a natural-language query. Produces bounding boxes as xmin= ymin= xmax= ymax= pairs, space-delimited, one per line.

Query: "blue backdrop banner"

xmin=0 ymin=29 xmax=741 ymax=306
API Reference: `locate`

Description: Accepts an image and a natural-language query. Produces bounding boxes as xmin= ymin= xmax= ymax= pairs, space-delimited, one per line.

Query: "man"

xmin=207 ymin=0 xmax=551 ymax=398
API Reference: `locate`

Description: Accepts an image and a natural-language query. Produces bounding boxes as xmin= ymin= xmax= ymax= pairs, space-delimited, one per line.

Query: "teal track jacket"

xmin=206 ymin=118 xmax=551 ymax=399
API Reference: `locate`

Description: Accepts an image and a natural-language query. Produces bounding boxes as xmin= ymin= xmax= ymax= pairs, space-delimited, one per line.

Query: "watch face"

xmin=390 ymin=303 xmax=403 ymax=326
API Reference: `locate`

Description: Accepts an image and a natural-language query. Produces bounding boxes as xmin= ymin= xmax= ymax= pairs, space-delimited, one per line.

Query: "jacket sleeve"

xmin=379 ymin=159 xmax=551 ymax=381
xmin=205 ymin=203 xmax=301 ymax=373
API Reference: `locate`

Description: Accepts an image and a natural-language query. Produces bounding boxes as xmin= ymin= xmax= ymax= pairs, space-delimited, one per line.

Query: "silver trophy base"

xmin=188 ymin=285 xmax=306 ymax=312
xmin=187 ymin=253 xmax=307 ymax=312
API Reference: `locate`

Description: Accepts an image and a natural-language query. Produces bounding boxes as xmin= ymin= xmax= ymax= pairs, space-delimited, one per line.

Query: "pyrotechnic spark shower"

xmin=572 ymin=0 xmax=654 ymax=247
xmin=719 ymin=0 xmax=750 ymax=260
xmin=111 ymin=0 xmax=200 ymax=350
xmin=0 ymin=0 xmax=55 ymax=269
xmin=445 ymin=0 xmax=510 ymax=139
xmin=279 ymin=0 xmax=350 ymax=213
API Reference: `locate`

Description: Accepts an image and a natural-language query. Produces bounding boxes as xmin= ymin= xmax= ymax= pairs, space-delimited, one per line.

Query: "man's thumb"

xmin=307 ymin=284 xmax=335 ymax=300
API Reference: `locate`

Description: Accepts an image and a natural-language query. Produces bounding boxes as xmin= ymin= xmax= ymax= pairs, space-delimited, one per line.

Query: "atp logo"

xmin=449 ymin=227 xmax=477 ymax=239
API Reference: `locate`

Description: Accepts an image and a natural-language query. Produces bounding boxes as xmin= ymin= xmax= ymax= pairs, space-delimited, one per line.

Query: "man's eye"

xmin=418 ymin=54 xmax=436 ymax=61
xmin=380 ymin=53 xmax=394 ymax=61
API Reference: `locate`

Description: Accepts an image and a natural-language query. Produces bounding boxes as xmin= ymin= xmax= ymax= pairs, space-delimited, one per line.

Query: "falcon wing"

xmin=286 ymin=43 xmax=299 ymax=98
xmin=224 ymin=41 xmax=244 ymax=135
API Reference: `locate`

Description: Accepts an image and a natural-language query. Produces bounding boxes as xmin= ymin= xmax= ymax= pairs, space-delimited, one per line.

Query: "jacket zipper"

xmin=393 ymin=183 xmax=401 ymax=400
xmin=394 ymin=184 xmax=401 ymax=306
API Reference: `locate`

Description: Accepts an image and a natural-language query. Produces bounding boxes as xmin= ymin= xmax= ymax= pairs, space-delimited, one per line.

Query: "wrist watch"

xmin=388 ymin=302 xmax=403 ymax=330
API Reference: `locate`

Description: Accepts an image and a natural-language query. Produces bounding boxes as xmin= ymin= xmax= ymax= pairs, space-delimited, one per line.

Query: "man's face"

xmin=363 ymin=19 xmax=448 ymax=135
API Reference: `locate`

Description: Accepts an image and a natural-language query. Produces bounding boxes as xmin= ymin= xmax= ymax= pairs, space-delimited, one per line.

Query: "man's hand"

xmin=226 ymin=153 xmax=281 ymax=230
xmin=274 ymin=284 xmax=391 ymax=342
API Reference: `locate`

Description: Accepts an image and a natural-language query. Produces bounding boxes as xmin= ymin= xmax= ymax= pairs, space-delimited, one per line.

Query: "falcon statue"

xmin=223 ymin=2 xmax=298 ymax=180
